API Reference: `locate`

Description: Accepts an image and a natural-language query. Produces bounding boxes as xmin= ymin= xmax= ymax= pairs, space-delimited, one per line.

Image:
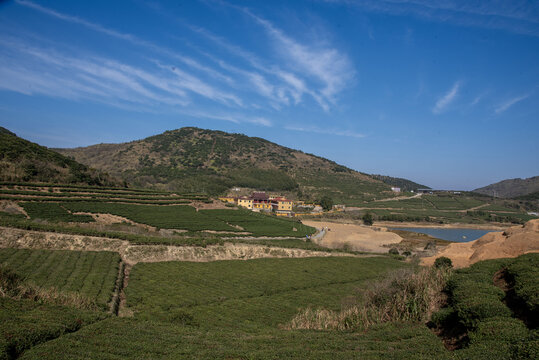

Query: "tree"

xmin=320 ymin=196 xmax=333 ymax=211
xmin=362 ymin=212 xmax=374 ymax=226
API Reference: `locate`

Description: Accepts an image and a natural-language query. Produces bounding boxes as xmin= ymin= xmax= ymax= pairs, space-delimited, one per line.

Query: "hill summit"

xmin=56 ymin=127 xmax=413 ymax=204
xmin=474 ymin=176 xmax=539 ymax=198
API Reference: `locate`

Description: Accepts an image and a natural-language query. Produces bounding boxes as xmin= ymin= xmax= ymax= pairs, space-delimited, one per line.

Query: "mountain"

xmin=370 ymin=175 xmax=429 ymax=192
xmin=56 ymin=127 xmax=402 ymax=204
xmin=0 ymin=126 xmax=122 ymax=186
xmin=474 ymin=176 xmax=539 ymax=198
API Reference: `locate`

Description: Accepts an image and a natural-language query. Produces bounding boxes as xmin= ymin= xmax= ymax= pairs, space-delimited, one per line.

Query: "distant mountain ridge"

xmin=0 ymin=126 xmax=122 ymax=186
xmin=474 ymin=176 xmax=539 ymax=198
xmin=55 ymin=127 xmax=420 ymax=204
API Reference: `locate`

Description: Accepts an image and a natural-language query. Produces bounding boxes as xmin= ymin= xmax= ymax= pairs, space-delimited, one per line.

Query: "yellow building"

xmin=254 ymin=201 xmax=272 ymax=210
xmin=219 ymin=197 xmax=236 ymax=204
xmin=272 ymin=198 xmax=293 ymax=212
xmin=237 ymin=197 xmax=253 ymax=209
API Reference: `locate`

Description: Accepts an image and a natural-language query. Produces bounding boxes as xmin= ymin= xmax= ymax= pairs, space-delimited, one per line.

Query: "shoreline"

xmin=373 ymin=221 xmax=507 ymax=231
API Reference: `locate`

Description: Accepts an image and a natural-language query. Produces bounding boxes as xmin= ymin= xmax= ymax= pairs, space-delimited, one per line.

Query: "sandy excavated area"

xmin=303 ymin=220 xmax=402 ymax=253
xmin=0 ymin=226 xmax=358 ymax=265
xmin=422 ymin=219 xmax=539 ymax=268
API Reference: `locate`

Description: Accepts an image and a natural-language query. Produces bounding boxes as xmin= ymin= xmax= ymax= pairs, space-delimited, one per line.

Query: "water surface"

xmin=390 ymin=227 xmax=498 ymax=242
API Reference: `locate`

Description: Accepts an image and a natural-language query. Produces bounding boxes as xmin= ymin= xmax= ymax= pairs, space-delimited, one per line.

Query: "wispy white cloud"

xmin=0 ymin=37 xmax=193 ymax=109
xmin=189 ymin=6 xmax=354 ymax=111
xmin=285 ymin=125 xmax=365 ymax=138
xmin=494 ymin=93 xmax=531 ymax=114
xmin=433 ymin=81 xmax=461 ymax=114
xmin=181 ymin=110 xmax=272 ymax=127
xmin=243 ymin=9 xmax=355 ymax=108
xmin=15 ymin=0 xmax=234 ymax=86
xmin=323 ymin=0 xmax=539 ymax=37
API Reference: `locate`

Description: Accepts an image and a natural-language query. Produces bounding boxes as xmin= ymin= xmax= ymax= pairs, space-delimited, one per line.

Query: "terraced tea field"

xmin=125 ymin=257 xmax=407 ymax=326
xmin=0 ymin=182 xmax=316 ymax=243
xmin=0 ymin=248 xmax=121 ymax=308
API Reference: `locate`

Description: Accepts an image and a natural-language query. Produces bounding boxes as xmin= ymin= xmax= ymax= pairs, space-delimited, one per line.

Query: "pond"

xmin=390 ymin=227 xmax=498 ymax=242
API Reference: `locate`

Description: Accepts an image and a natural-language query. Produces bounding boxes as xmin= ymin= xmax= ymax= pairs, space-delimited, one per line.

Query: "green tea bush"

xmin=451 ymin=281 xmax=510 ymax=329
xmin=21 ymin=202 xmax=95 ymax=223
xmin=455 ymin=317 xmax=531 ymax=360
xmin=505 ymin=253 xmax=539 ymax=320
xmin=0 ymin=297 xmax=105 ymax=360
xmin=0 ymin=249 xmax=120 ymax=309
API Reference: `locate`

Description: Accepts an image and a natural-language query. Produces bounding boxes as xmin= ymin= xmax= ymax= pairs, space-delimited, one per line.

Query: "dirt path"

xmin=0 ymin=226 xmax=359 ymax=265
xmin=303 ymin=220 xmax=402 ymax=253
xmin=373 ymin=193 xmax=422 ymax=202
xmin=117 ymin=264 xmax=133 ymax=317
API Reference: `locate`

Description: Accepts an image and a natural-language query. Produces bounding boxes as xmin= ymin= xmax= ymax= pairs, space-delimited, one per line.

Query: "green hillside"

xmin=474 ymin=176 xmax=539 ymax=198
xmin=371 ymin=174 xmax=430 ymax=191
xmin=56 ymin=127 xmax=399 ymax=204
xmin=0 ymin=127 xmax=122 ymax=186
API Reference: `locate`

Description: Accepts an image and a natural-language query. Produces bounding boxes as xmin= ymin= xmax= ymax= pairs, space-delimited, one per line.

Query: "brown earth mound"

xmin=422 ymin=219 xmax=539 ymax=268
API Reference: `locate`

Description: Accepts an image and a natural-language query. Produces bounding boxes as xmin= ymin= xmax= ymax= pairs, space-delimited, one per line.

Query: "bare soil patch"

xmin=303 ymin=220 xmax=402 ymax=253
xmin=190 ymin=200 xmax=230 ymax=210
xmin=73 ymin=212 xmax=157 ymax=232
xmin=0 ymin=200 xmax=28 ymax=217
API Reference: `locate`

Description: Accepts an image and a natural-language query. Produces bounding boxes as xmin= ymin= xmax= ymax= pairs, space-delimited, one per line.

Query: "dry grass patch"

xmin=287 ymin=266 xmax=451 ymax=331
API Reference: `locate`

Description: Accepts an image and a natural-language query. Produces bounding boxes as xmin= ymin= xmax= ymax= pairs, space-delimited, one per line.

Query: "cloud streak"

xmin=285 ymin=125 xmax=365 ymax=138
xmin=495 ymin=94 xmax=531 ymax=114
xmin=324 ymin=0 xmax=539 ymax=37
xmin=433 ymin=81 xmax=461 ymax=114
xmin=189 ymin=4 xmax=355 ymax=111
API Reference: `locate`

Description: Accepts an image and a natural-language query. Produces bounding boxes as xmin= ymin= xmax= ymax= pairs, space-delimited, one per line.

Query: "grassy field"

xmin=2 ymin=251 xmax=537 ymax=359
xmin=350 ymin=193 xmax=537 ymax=224
xmin=20 ymin=202 xmax=95 ymax=223
xmin=125 ymin=257 xmax=408 ymax=326
xmin=0 ymin=248 xmax=121 ymax=308
xmin=18 ymin=256 xmax=452 ymax=359
xmin=19 ymin=317 xmax=449 ymax=359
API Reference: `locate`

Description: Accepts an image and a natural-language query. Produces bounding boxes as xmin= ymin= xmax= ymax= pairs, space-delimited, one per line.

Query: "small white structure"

xmin=391 ymin=187 xmax=401 ymax=193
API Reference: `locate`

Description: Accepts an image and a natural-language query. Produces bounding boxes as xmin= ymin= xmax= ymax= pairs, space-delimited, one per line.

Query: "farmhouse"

xmin=222 ymin=192 xmax=294 ymax=216
xmin=237 ymin=197 xmax=253 ymax=209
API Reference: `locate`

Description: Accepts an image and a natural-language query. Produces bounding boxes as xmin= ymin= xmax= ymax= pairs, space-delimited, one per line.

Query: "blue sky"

xmin=0 ymin=0 xmax=538 ymax=190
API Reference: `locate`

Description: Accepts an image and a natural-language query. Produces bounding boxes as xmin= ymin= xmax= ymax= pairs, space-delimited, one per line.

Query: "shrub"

xmin=388 ymin=248 xmax=399 ymax=255
xmin=505 ymin=253 xmax=539 ymax=319
xmin=434 ymin=256 xmax=453 ymax=269
xmin=362 ymin=212 xmax=374 ymax=226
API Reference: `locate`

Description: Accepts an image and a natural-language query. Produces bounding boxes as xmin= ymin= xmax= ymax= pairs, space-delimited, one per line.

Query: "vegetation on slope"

xmin=0 ymin=127 xmax=122 ymax=186
xmin=56 ymin=127 xmax=398 ymax=202
xmin=371 ymin=174 xmax=430 ymax=191
xmin=474 ymin=175 xmax=539 ymax=198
